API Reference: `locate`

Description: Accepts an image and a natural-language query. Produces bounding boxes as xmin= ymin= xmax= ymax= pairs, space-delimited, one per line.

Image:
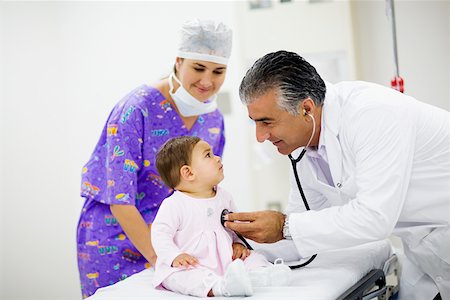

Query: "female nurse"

xmin=76 ymin=19 xmax=232 ymax=298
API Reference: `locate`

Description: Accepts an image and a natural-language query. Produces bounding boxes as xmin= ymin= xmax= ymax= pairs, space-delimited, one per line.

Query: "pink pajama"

xmin=162 ymin=253 xmax=271 ymax=297
xmin=151 ymin=188 xmax=272 ymax=297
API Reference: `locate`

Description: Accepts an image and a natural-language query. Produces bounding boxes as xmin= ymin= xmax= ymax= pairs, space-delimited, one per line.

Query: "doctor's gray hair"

xmin=239 ymin=50 xmax=326 ymax=116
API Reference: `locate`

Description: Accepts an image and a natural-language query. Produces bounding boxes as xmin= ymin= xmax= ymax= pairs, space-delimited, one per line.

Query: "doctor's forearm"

xmin=110 ymin=204 xmax=157 ymax=266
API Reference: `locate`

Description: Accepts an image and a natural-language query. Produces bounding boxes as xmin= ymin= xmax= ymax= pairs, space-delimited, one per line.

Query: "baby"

xmin=152 ymin=136 xmax=291 ymax=297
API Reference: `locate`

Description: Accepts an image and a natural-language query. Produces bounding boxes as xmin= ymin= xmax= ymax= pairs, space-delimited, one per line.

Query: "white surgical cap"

xmin=177 ymin=19 xmax=232 ymax=65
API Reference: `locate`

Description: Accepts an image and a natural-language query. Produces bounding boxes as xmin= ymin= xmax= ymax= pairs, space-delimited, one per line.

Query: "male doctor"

xmin=225 ymin=51 xmax=449 ymax=300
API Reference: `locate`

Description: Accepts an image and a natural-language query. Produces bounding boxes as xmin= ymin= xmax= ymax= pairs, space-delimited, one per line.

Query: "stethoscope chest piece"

xmin=221 ymin=209 xmax=229 ymax=226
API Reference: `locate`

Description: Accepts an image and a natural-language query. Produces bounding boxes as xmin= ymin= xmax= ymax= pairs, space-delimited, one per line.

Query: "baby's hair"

xmin=156 ymin=136 xmax=201 ymax=189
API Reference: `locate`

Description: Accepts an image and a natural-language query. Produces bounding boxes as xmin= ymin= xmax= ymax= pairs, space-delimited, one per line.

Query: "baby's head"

xmin=156 ymin=136 xmax=200 ymax=189
xmin=156 ymin=136 xmax=224 ymax=190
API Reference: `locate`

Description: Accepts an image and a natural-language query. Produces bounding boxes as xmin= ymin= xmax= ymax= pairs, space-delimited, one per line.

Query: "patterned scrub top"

xmin=76 ymin=85 xmax=225 ymax=298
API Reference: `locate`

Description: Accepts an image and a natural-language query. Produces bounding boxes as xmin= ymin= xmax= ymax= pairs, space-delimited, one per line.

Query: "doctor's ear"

xmin=298 ymin=98 xmax=314 ymax=116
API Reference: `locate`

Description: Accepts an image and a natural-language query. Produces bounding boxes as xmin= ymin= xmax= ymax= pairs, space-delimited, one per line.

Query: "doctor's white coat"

xmin=287 ymin=81 xmax=450 ymax=300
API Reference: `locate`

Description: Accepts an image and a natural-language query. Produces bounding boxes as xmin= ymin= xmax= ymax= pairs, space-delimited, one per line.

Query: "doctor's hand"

xmin=225 ymin=210 xmax=285 ymax=243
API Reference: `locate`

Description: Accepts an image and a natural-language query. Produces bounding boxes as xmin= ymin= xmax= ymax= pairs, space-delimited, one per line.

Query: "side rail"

xmin=381 ymin=254 xmax=400 ymax=299
xmin=337 ymin=254 xmax=400 ymax=300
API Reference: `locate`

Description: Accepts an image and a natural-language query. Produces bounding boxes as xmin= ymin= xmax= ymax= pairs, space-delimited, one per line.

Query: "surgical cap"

xmin=177 ymin=19 xmax=232 ymax=65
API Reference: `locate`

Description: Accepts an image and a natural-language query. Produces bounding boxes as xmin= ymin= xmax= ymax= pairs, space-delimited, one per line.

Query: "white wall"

xmin=1 ymin=1 xmax=449 ymax=300
xmin=0 ymin=2 xmax=240 ymax=299
xmin=0 ymin=2 xmax=5 ymax=292
xmin=351 ymin=0 xmax=450 ymax=110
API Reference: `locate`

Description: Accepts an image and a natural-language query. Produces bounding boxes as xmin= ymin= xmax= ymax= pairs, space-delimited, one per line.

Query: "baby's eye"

xmin=206 ymin=152 xmax=211 ymax=158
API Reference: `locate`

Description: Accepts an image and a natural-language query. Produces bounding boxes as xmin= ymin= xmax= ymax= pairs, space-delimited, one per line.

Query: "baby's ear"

xmin=180 ymin=165 xmax=194 ymax=181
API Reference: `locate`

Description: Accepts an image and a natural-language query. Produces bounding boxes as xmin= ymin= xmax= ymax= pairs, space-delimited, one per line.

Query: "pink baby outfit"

xmin=151 ymin=187 xmax=270 ymax=297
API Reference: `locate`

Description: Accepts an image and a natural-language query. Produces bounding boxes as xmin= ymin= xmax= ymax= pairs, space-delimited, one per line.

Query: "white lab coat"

xmin=287 ymin=81 xmax=450 ymax=299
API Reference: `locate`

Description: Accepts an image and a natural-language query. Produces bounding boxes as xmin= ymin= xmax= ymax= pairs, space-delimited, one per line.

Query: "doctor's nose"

xmin=256 ymin=126 xmax=270 ymax=143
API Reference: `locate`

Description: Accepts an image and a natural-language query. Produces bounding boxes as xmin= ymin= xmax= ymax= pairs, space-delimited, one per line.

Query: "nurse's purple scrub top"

xmin=76 ymin=85 xmax=225 ymax=298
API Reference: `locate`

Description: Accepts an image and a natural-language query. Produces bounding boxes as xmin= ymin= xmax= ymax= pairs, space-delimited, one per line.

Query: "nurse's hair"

xmin=156 ymin=136 xmax=201 ymax=189
xmin=239 ymin=50 xmax=326 ymax=116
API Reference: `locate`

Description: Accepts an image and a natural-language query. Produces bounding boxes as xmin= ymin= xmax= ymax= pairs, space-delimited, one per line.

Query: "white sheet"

xmin=87 ymin=240 xmax=391 ymax=300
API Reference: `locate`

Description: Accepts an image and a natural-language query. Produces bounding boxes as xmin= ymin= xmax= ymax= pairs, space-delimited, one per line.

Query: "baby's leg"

xmin=162 ymin=267 xmax=220 ymax=298
xmin=245 ymin=254 xmax=292 ymax=287
xmin=212 ymin=259 xmax=253 ymax=297
xmin=242 ymin=251 xmax=272 ymax=270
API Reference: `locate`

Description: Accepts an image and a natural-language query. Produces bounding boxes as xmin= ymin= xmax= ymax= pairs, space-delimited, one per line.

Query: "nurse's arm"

xmin=110 ymin=204 xmax=157 ymax=267
xmin=225 ymin=210 xmax=285 ymax=243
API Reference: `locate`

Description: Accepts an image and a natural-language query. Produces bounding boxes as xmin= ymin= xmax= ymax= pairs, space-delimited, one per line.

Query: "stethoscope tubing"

xmin=289 ymin=149 xmax=310 ymax=210
xmin=287 ymin=148 xmax=317 ymax=268
xmin=222 ymin=148 xmax=317 ymax=269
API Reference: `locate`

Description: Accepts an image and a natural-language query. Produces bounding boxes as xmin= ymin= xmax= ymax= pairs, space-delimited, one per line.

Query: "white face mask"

xmin=168 ymin=73 xmax=218 ymax=117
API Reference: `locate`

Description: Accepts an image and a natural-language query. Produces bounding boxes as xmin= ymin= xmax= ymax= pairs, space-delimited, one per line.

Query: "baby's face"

xmin=190 ymin=140 xmax=224 ymax=186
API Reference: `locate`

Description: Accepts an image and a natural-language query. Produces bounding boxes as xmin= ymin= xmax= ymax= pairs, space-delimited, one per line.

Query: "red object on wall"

xmin=391 ymin=76 xmax=404 ymax=93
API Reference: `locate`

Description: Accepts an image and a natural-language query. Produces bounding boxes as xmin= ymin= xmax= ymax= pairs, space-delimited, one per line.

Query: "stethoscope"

xmin=221 ymin=110 xmax=318 ymax=269
xmin=286 ymin=148 xmax=317 ymax=268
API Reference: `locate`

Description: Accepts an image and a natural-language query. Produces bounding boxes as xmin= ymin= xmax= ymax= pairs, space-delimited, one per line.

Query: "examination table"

xmin=87 ymin=239 xmax=399 ymax=300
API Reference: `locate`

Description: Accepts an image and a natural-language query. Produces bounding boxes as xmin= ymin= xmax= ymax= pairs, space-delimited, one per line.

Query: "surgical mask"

xmin=168 ymin=73 xmax=217 ymax=117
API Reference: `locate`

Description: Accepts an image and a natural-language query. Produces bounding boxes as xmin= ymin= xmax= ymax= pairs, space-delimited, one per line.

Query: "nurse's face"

xmin=175 ymin=58 xmax=227 ymax=102
xmin=247 ymin=88 xmax=319 ymax=155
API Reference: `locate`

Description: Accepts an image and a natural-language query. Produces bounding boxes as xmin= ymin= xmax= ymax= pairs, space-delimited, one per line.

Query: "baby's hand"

xmin=232 ymin=243 xmax=251 ymax=260
xmin=172 ymin=253 xmax=199 ymax=269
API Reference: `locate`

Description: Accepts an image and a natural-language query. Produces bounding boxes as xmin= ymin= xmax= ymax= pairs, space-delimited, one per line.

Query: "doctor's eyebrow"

xmin=250 ymin=116 xmax=274 ymax=123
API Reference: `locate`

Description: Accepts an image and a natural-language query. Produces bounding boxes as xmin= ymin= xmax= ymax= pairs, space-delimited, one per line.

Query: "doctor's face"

xmin=247 ymin=89 xmax=314 ymax=155
xmin=176 ymin=58 xmax=227 ymax=102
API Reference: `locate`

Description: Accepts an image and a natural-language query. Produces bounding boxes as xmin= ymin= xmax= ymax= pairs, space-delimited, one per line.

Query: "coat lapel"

xmin=322 ymin=83 xmax=343 ymax=188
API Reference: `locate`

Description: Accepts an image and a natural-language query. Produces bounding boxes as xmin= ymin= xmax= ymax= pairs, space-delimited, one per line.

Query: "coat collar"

xmin=321 ymin=82 xmax=343 ymax=187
